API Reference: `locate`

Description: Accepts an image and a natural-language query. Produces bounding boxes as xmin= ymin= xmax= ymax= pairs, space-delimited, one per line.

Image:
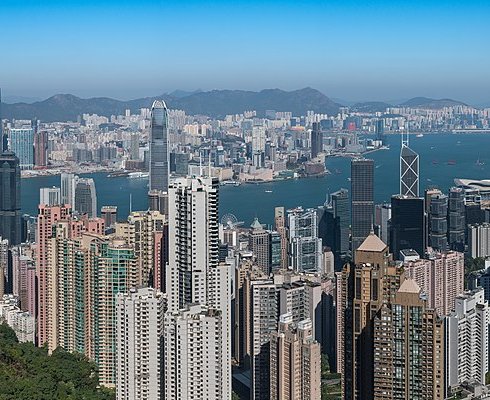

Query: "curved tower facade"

xmin=149 ymin=100 xmax=169 ymax=192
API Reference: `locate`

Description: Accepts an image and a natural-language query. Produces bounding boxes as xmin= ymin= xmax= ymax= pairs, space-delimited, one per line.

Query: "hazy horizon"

xmin=1 ymin=0 xmax=489 ymax=104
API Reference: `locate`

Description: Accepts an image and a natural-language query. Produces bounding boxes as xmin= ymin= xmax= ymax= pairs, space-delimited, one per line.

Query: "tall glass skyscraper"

xmin=9 ymin=128 xmax=34 ymax=170
xmin=400 ymin=145 xmax=419 ymax=197
xmin=0 ymin=151 xmax=21 ymax=245
xmin=351 ymin=158 xmax=374 ymax=255
xmin=149 ymin=100 xmax=169 ymax=192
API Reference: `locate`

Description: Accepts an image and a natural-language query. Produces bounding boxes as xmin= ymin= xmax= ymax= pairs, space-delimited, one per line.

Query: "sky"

xmin=1 ymin=0 xmax=489 ymax=104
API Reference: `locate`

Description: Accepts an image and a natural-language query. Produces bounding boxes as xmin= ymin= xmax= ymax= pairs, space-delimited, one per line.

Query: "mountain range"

xmin=1 ymin=88 xmax=472 ymax=122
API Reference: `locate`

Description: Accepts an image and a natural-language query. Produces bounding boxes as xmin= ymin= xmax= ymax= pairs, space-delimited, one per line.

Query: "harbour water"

xmin=20 ymin=133 xmax=490 ymax=226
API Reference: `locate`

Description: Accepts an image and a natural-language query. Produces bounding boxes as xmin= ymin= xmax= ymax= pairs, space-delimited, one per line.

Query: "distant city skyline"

xmin=1 ymin=0 xmax=489 ymax=104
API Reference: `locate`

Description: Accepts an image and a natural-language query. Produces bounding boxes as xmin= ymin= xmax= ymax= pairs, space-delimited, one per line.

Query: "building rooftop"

xmin=397 ymin=278 xmax=421 ymax=294
xmin=357 ymin=233 xmax=387 ymax=253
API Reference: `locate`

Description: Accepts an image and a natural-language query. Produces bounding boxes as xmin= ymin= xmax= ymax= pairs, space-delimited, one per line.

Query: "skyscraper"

xmin=33 ymin=130 xmax=48 ymax=167
xmin=446 ymin=288 xmax=490 ymax=390
xmin=351 ymin=158 xmax=374 ymax=254
xmin=287 ymin=208 xmax=323 ymax=273
xmin=74 ymin=178 xmax=97 ymax=218
xmin=373 ymin=279 xmax=445 ymax=399
xmin=0 ymin=152 xmax=21 ymax=245
xmin=36 ymin=204 xmax=71 ymax=348
xmin=426 ymin=189 xmax=448 ymax=251
xmin=116 ymin=287 xmax=166 ymax=400
xmin=39 ymin=186 xmax=61 ymax=206
xmin=149 ymin=100 xmax=169 ymax=192
xmin=310 ymin=122 xmax=322 ymax=159
xmin=165 ymin=176 xmax=230 ymax=398
xmin=60 ymin=173 xmax=76 ymax=208
xmin=400 ymin=131 xmax=419 ymax=197
xmin=269 ymin=315 xmax=321 ymax=400
xmin=164 ymin=304 xmax=225 ymax=400
xmin=390 ymin=195 xmax=426 ymax=259
xmin=448 ymin=187 xmax=465 ymax=251
xmin=9 ymin=128 xmax=35 ymax=170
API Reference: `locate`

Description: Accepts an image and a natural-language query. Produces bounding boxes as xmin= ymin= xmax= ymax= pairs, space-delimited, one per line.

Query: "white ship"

xmin=128 ymin=172 xmax=149 ymax=179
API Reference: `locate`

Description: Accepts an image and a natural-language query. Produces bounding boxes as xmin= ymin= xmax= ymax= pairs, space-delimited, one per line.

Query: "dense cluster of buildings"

xmin=2 ymin=99 xmax=490 ymax=400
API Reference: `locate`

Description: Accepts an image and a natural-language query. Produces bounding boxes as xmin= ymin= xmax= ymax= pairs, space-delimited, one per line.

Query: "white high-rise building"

xmin=287 ymin=208 xmax=323 ymax=273
xmin=60 ymin=173 xmax=76 ymax=208
xmin=39 ymin=186 xmax=61 ymax=206
xmin=116 ymin=287 xmax=166 ymax=400
xmin=446 ymin=287 xmax=490 ymax=389
xmin=164 ymin=304 xmax=224 ymax=400
xmin=468 ymin=223 xmax=490 ymax=258
xmin=165 ymin=176 xmax=231 ymax=399
xmin=252 ymin=126 xmax=266 ymax=153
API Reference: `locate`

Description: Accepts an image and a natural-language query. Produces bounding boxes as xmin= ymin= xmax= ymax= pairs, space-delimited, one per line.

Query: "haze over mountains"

xmin=1 ymin=88 xmax=472 ymax=122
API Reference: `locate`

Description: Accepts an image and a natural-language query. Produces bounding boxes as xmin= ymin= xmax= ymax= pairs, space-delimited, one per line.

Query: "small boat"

xmin=432 ymin=160 xmax=439 ymax=165
xmin=476 ymin=157 xmax=485 ymax=166
xmin=416 ymin=133 xmax=424 ymax=138
xmin=447 ymin=160 xmax=456 ymax=165
xmin=265 ymin=190 xmax=273 ymax=193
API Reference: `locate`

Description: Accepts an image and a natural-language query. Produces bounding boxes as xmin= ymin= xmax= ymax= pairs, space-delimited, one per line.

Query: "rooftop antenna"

xmin=208 ymin=153 xmax=211 ymax=177
xmin=129 ymin=193 xmax=132 ymax=214
xmin=0 ymin=87 xmax=3 ymax=153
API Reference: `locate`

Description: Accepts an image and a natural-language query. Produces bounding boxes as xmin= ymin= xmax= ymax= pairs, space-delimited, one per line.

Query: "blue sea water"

xmin=20 ymin=134 xmax=490 ymax=226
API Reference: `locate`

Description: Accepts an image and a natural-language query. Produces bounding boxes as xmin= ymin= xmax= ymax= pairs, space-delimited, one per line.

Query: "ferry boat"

xmin=416 ymin=133 xmax=424 ymax=138
xmin=220 ymin=180 xmax=241 ymax=186
xmin=128 ymin=172 xmax=149 ymax=179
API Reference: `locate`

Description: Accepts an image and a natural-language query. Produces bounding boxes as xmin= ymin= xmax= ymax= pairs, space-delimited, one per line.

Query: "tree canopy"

xmin=0 ymin=323 xmax=115 ymax=400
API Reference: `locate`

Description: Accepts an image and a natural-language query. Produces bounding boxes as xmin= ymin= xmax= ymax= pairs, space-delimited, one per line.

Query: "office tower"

xmin=274 ymin=206 xmax=288 ymax=269
xmin=0 ymin=88 xmax=3 ymax=152
xmin=446 ymin=288 xmax=489 ymax=390
xmin=129 ymin=133 xmax=139 ymax=160
xmin=404 ymin=250 xmax=464 ymax=316
xmin=101 ymin=206 xmax=117 ymax=229
xmin=8 ymin=128 xmax=34 ymax=170
xmin=91 ymin=237 xmax=138 ymax=387
xmin=287 ymin=208 xmax=323 ymax=273
xmin=249 ymin=218 xmax=271 ymax=274
xmin=468 ymin=223 xmax=490 ymax=258
xmin=149 ymin=100 xmax=169 ymax=192
xmin=148 ymin=190 xmax=169 ymax=215
xmin=60 ymin=173 xmax=76 ymax=208
xmin=36 ymin=204 xmax=71 ymax=347
xmin=270 ymin=231 xmax=282 ymax=272
xmin=372 ymin=279 xmax=445 ymax=399
xmin=390 ymin=195 xmax=426 ymax=259
xmin=269 ymin=315 xmax=321 ymax=400
xmin=426 ymin=190 xmax=448 ymax=251
xmin=39 ymin=186 xmax=61 ymax=206
xmin=250 ymin=278 xmax=279 ymax=400
xmin=115 ymin=210 xmax=166 ymax=287
xmin=331 ymin=188 xmax=350 ymax=264
xmin=351 ymin=158 xmax=374 ymax=254
xmin=164 ymin=304 xmax=224 ymax=400
xmin=116 ymin=287 xmax=166 ymax=400
xmin=152 ymin=224 xmax=169 ymax=292
xmin=400 ymin=132 xmax=419 ymax=197
xmin=0 ymin=152 xmax=21 ymax=245
xmin=166 ymin=176 xmax=231 ymax=398
xmin=340 ymin=233 xmax=402 ymax=399
xmin=310 ymin=122 xmax=322 ymax=158
xmin=75 ymin=178 xmax=97 ymax=218
xmin=448 ymin=187 xmax=465 ymax=251
xmin=374 ymin=203 xmax=391 ymax=244
xmin=33 ymin=130 xmax=48 ymax=167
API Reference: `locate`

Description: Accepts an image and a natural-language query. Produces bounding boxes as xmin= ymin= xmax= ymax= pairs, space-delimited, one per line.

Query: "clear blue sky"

xmin=1 ymin=0 xmax=489 ymax=104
